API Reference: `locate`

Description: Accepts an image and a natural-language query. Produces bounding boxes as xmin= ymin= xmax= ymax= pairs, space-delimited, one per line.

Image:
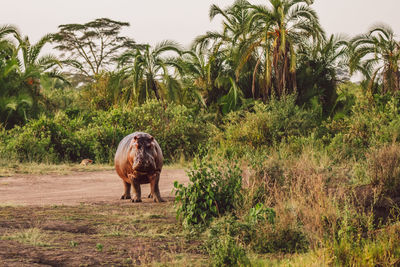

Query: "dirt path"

xmin=0 ymin=169 xmax=188 ymax=206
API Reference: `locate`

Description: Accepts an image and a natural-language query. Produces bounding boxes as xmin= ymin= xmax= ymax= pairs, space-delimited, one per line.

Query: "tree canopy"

xmin=1 ymin=1 xmax=400 ymax=123
xmin=53 ymin=18 xmax=137 ymax=81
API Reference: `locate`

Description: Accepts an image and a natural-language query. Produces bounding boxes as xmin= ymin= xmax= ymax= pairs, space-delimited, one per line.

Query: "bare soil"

xmin=0 ymin=168 xmax=188 ymax=206
xmin=0 ymin=168 xmax=205 ymax=266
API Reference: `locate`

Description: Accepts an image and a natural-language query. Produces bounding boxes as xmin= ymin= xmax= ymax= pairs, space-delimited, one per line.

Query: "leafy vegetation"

xmin=2 ymin=0 xmax=400 ymax=265
xmin=174 ymin=156 xmax=243 ymax=229
xmin=0 ymin=100 xmax=211 ymax=164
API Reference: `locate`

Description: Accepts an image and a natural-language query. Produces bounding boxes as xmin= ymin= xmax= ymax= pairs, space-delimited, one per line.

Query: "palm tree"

xmin=192 ymin=0 xmax=255 ymax=111
xmin=0 ymin=25 xmax=18 ymax=76
xmin=0 ymin=25 xmax=17 ymax=58
xmin=296 ymin=34 xmax=349 ymax=116
xmin=0 ymin=25 xmax=19 ymax=82
xmin=194 ymin=0 xmax=252 ymax=54
xmin=117 ymin=41 xmax=182 ymax=105
xmin=240 ymin=0 xmax=324 ymax=99
xmin=172 ymin=47 xmax=218 ymax=107
xmin=349 ymin=24 xmax=400 ymax=94
xmin=15 ymin=33 xmax=62 ymax=103
xmin=0 ymin=25 xmax=33 ymax=127
xmin=0 ymin=26 xmax=64 ymax=126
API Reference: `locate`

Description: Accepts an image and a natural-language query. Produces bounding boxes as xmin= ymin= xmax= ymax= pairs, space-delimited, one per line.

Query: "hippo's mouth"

xmin=132 ymin=160 xmax=156 ymax=173
xmin=132 ymin=164 xmax=154 ymax=173
xmin=134 ymin=168 xmax=150 ymax=173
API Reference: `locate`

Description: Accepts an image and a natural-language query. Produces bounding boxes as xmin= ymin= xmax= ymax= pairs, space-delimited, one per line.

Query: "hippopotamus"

xmin=114 ymin=132 xmax=164 ymax=202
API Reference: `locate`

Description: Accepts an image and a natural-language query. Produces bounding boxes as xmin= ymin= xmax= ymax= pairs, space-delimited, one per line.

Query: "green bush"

xmin=0 ymin=100 xmax=212 ymax=163
xmin=325 ymin=95 xmax=400 ymax=161
xmin=205 ymin=205 xmax=307 ymax=257
xmin=216 ymin=94 xmax=320 ymax=156
xmin=76 ymin=108 xmax=129 ymax=163
xmin=206 ymin=216 xmax=250 ymax=267
xmin=77 ymin=100 xmax=212 ymax=164
xmin=174 ymin=156 xmax=243 ymax=229
xmin=247 ymin=203 xmax=276 ymax=225
xmin=1 ymin=114 xmax=84 ymax=163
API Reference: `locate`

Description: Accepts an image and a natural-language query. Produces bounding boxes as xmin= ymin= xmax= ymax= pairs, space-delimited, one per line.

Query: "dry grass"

xmin=242 ymin=145 xmax=400 ymax=265
xmin=0 ymin=160 xmax=114 ymax=176
xmin=0 ymin=160 xmax=186 ymax=177
xmin=1 ymin=227 xmax=51 ymax=247
xmin=244 ymin=148 xmax=347 ymax=248
xmin=367 ymin=144 xmax=400 ymax=196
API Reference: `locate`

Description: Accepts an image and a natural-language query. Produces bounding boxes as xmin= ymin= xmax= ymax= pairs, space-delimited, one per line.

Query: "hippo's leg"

xmin=131 ymin=182 xmax=142 ymax=202
xmin=150 ymin=172 xmax=164 ymax=202
xmin=120 ymin=180 xmax=131 ymax=200
xmin=129 ymin=176 xmax=142 ymax=202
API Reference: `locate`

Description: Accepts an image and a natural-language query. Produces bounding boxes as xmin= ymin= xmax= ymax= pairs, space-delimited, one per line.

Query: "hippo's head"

xmin=129 ymin=133 xmax=157 ymax=172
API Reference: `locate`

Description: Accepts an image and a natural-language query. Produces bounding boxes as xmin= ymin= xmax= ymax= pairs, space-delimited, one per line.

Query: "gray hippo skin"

xmin=114 ymin=132 xmax=164 ymax=202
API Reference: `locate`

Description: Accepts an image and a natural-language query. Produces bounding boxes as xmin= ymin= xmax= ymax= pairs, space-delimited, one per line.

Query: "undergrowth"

xmin=173 ymin=93 xmax=400 ymax=265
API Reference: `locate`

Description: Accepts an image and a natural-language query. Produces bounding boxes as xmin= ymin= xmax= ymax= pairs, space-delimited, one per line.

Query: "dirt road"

xmin=0 ymin=168 xmax=188 ymax=206
xmin=0 ymin=168 xmax=204 ymax=266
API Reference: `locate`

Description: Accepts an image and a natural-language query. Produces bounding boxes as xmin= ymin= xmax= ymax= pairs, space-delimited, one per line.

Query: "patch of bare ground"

xmin=0 ymin=202 xmax=206 ymax=266
xmin=0 ymin=168 xmax=187 ymax=206
xmin=0 ymin=169 xmax=204 ymax=266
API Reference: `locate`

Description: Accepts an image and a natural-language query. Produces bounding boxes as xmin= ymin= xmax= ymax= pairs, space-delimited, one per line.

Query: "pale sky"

xmin=1 ymin=0 xmax=399 ymax=48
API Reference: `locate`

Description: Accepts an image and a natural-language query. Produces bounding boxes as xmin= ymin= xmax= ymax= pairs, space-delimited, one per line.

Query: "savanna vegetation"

xmin=1 ymin=0 xmax=400 ymax=265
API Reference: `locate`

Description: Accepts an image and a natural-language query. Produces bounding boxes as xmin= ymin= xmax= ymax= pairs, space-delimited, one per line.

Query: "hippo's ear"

xmin=134 ymin=136 xmax=138 ymax=140
xmin=150 ymin=136 xmax=154 ymax=142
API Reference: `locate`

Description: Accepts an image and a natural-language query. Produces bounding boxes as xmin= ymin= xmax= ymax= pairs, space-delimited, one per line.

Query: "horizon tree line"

xmin=0 ymin=0 xmax=399 ymax=127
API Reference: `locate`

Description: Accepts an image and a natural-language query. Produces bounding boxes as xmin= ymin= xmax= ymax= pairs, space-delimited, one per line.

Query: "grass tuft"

xmin=1 ymin=227 xmax=51 ymax=247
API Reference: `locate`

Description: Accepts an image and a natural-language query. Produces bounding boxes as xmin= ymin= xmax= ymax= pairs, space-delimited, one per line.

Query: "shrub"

xmin=240 ymin=147 xmax=343 ymax=252
xmin=205 ymin=206 xmax=307 ymax=256
xmin=174 ymin=156 xmax=243 ymax=229
xmin=217 ymin=94 xmax=320 ymax=156
xmin=247 ymin=203 xmax=276 ymax=225
xmin=77 ymin=100 xmax=212 ymax=164
xmin=326 ymin=95 xmax=400 ymax=161
xmin=1 ymin=114 xmax=84 ymax=163
xmin=0 ymin=100 xmax=212 ymax=164
xmin=76 ymin=108 xmax=128 ymax=163
xmin=206 ymin=216 xmax=250 ymax=267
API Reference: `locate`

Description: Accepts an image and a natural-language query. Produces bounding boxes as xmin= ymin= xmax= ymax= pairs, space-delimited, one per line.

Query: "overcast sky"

xmin=1 ymin=0 xmax=399 ymax=48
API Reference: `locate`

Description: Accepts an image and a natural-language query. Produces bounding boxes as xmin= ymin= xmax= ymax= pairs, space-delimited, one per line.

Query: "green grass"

xmin=247 ymin=250 xmax=330 ymax=266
